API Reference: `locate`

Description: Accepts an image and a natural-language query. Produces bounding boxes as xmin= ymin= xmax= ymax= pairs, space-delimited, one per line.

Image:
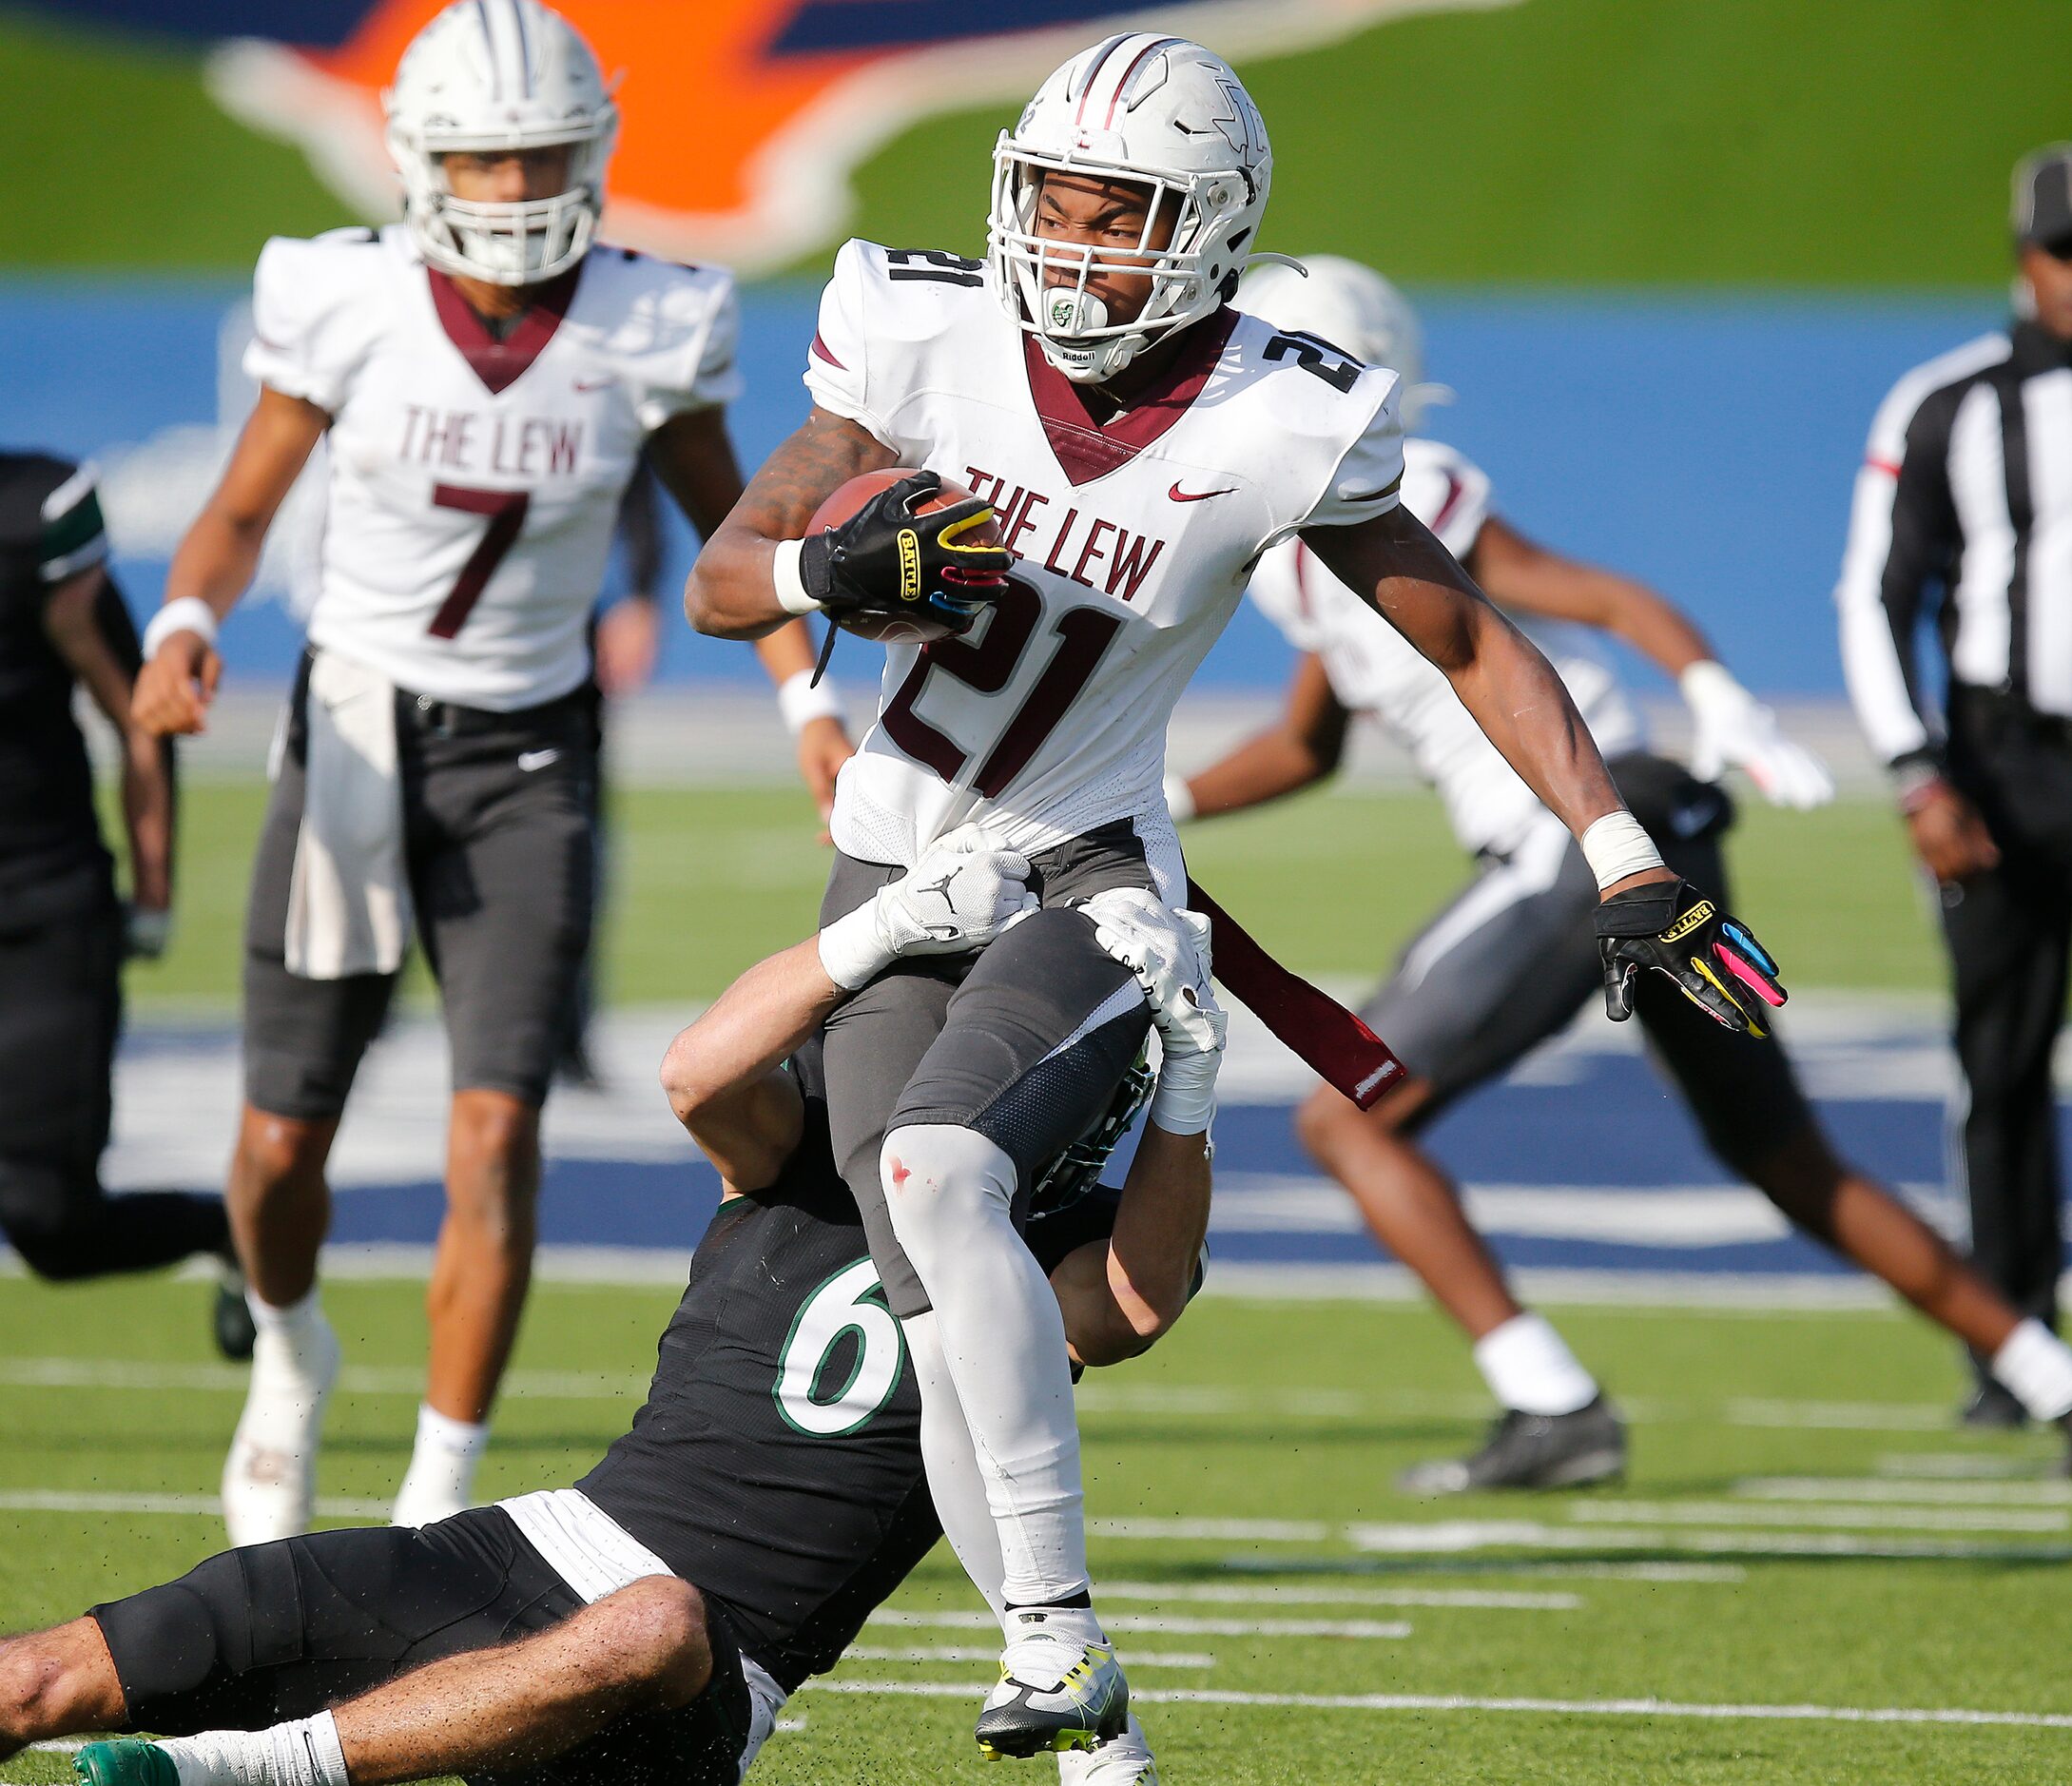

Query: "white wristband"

xmin=777 ymin=668 xmax=843 ymax=736
xmin=1163 ymin=771 xmax=1197 ymax=825
xmin=1580 ymin=810 xmax=1665 ymax=892
xmin=1149 ymin=1058 xmax=1217 ymax=1136
xmin=142 ymin=596 xmax=219 ymax=659
xmin=818 ymin=900 xmax=892 ymax=991
xmin=772 ymin=538 xmax=823 ymax=616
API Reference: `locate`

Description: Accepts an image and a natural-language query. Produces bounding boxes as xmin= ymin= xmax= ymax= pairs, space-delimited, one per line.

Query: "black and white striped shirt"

xmin=1836 ymin=320 xmax=2072 ymax=767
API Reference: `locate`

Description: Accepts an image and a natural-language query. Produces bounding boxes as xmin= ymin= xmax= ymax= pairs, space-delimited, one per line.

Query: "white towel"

xmin=284 ymin=650 xmax=413 ymax=980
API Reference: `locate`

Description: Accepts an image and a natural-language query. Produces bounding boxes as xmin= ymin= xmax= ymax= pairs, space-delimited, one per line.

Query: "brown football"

xmin=805 ymin=469 xmax=1005 ymax=645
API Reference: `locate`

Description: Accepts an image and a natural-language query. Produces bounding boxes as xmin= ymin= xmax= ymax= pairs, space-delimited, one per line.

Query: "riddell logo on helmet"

xmin=204 ymin=0 xmax=1459 ymax=274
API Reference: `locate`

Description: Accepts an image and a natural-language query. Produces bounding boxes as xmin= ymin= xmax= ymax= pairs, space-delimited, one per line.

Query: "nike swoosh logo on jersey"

xmin=572 ymin=377 xmax=614 ymax=393
xmin=1169 ymin=482 xmax=1235 ymax=502
xmin=517 ymin=748 xmax=562 ymax=772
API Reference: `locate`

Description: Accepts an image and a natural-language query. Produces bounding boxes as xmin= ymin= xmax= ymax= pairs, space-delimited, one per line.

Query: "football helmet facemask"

xmin=385 ymin=0 xmax=617 ymax=286
xmin=988 ymin=34 xmax=1271 ymax=386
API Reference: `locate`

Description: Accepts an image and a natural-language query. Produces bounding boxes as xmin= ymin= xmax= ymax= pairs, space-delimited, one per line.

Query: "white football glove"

xmin=818 ymin=825 xmax=1036 ymax=990
xmin=1081 ymin=886 xmax=1225 ymax=1136
xmin=1680 ymin=661 xmax=1834 ymax=810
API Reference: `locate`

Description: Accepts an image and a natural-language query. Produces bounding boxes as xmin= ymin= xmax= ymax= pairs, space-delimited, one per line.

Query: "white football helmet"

xmin=1239 ymin=255 xmax=1453 ymax=424
xmin=384 ymin=0 xmax=617 ymax=286
xmin=988 ymin=34 xmax=1271 ymax=385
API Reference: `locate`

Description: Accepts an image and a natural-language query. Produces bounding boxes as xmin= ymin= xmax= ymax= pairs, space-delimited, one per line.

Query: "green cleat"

xmin=73 ymin=1739 xmax=181 ymax=1786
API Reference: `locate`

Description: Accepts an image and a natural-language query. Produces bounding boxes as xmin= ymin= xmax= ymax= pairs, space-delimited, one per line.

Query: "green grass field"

xmin=126 ymin=780 xmax=1943 ymax=1013
xmin=4 ymin=0 xmax=2064 ymax=286
xmin=3 ymin=1277 xmax=2068 ymax=1784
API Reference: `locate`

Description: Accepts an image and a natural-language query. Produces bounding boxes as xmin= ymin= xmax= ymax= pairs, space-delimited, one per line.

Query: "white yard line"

xmin=1737 ymin=1476 xmax=2072 ymax=1507
xmin=1088 ymin=1516 xmax=1334 ymax=1542
xmin=1726 ymin=1397 xmax=1952 ymax=1431
xmin=1346 ymin=1520 xmax=2072 ymax=1561
xmin=866 ymin=1609 xmax=1410 ymax=1640
xmin=1875 ymin=1453 xmax=2040 ymax=1479
xmin=846 ymin=1645 xmax=1217 ymax=1669
xmin=1570 ymin=1500 xmax=2066 ymax=1534
xmin=0 ymin=1357 xmax=644 ymax=1400
xmin=0 ymin=1490 xmax=390 ymax=1519
xmin=804 ymin=1679 xmax=2072 ymax=1730
xmin=1098 ymin=1579 xmax=1580 ymax=1611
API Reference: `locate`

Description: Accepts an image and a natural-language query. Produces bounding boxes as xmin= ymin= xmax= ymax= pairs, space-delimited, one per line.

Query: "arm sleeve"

xmin=242 ymin=237 xmax=352 ymax=413
xmin=1835 ymin=381 xmax=1958 ymax=767
xmin=36 ymin=461 xmax=109 ymax=584
xmin=802 ymin=241 xmax=899 ymax=449
xmin=1298 ymin=376 xmax=1406 ymax=532
xmin=636 ymin=275 xmax=745 ymax=431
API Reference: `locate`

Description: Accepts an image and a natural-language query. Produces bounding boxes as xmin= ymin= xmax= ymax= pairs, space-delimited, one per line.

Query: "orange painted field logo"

xmin=206 ymin=0 xmax=1495 ymax=273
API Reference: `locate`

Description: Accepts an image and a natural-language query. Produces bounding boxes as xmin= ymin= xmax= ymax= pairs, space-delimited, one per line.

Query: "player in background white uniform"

xmin=130 ymin=0 xmax=849 ymax=1543
xmin=1175 ymin=258 xmax=2072 ymax=1486
xmin=686 ymin=39 xmax=1785 ymax=1755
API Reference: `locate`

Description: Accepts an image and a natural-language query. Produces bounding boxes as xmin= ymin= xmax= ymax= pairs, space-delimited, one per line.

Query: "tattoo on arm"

xmin=727 ymin=409 xmax=896 ymax=547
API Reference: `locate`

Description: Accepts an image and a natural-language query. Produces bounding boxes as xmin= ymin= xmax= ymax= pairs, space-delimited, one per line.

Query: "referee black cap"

xmin=2013 ymin=144 xmax=2072 ymax=249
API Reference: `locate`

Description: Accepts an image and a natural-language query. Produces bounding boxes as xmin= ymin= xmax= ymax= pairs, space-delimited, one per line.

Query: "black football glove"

xmin=1594 ymin=877 xmax=1786 ymax=1037
xmin=801 ymin=470 xmax=1014 ymax=638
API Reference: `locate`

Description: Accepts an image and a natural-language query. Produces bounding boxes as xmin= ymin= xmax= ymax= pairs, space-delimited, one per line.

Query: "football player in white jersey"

xmin=129 ymin=0 xmax=848 ymax=1544
xmin=684 ymin=36 xmax=1785 ymax=1755
xmin=1175 ymin=256 xmax=2072 ymax=1487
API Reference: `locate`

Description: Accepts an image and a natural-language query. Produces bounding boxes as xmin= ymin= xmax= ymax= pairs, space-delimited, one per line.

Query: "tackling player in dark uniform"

xmin=0 ymin=838 xmax=1208 ymax=1786
xmin=0 ymin=451 xmax=233 ymax=1311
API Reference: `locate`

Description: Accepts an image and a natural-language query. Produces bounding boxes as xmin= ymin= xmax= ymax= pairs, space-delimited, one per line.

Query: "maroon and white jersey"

xmin=245 ymin=224 xmax=739 ymax=709
xmin=804 ymin=239 xmax=1404 ymax=869
xmin=1249 ymin=437 xmax=1645 ymax=857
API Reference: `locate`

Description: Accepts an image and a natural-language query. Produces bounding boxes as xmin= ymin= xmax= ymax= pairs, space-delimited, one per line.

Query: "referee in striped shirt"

xmin=1837 ymin=146 xmax=2072 ymax=1426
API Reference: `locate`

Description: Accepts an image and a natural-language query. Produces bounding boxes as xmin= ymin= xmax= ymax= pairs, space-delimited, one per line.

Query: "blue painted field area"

xmin=0 ymin=279 xmax=2002 ymax=697
xmin=105 ymin=996 xmax=2050 ymax=1296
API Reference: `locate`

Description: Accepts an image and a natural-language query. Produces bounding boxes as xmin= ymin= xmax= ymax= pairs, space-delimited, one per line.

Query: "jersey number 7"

xmin=428 ymin=483 xmax=531 ymax=638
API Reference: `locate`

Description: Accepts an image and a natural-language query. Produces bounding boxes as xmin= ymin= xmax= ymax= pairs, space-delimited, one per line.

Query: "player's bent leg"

xmin=1741 ymin=1125 xmax=2072 ymax=1439
xmin=0 ymin=1158 xmax=228 ymax=1284
xmin=395 ymin=1091 xmax=542 ymax=1527
xmin=0 ymin=1621 xmax=126 ymax=1757
xmin=222 ymin=1107 xmax=343 ymax=1546
xmin=1298 ymin=1084 xmax=1621 ymax=1493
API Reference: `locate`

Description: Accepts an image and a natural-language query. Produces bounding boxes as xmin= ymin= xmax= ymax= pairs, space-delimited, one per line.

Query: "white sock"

xmin=394 ymin=1404 xmax=489 ymax=1525
xmin=1473 ymin=1313 xmax=1599 ymax=1416
xmin=160 ymin=1715 xmax=347 ymax=1786
xmin=246 ymin=1287 xmax=327 ymax=1363
xmin=1990 ymin=1318 xmax=2072 ymax=1422
xmin=881 ymin=1124 xmax=1090 ymax=1608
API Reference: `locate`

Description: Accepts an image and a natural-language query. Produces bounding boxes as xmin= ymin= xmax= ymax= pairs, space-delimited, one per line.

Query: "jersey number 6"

xmin=774 ymin=1259 xmax=905 ymax=1438
xmin=881 ymin=576 xmax=1125 ymax=799
xmin=428 ymin=483 xmax=531 ymax=638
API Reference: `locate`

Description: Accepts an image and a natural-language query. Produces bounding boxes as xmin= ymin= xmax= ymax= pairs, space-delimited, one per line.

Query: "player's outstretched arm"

xmin=1169 ymin=654 xmax=1350 ymax=824
xmin=1307 ymin=505 xmax=1787 ymax=1033
xmin=682 ymin=407 xmax=896 ymax=640
xmin=1306 ymin=503 xmax=1641 ymax=857
xmin=1469 ymin=514 xmax=1833 ymax=809
xmin=133 ymin=386 xmax=327 ymax=737
xmin=662 ymin=828 xmax=1036 ymax=1186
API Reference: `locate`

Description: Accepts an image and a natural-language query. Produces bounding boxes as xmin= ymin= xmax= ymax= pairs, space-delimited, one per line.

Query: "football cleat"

xmin=73 ymin=1740 xmax=179 ymax=1786
xmin=1959 ymin=1380 xmax=2028 ymax=1430
xmin=1057 ymin=1713 xmax=1159 ymax=1783
xmin=222 ymin=1307 xmax=340 ymax=1545
xmin=1399 ymin=1395 xmax=1627 ymax=1495
xmin=975 ymin=1615 xmax=1129 ymax=1760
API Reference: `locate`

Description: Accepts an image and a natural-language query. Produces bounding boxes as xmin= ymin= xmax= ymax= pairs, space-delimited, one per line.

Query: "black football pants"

xmin=0 ymin=887 xmax=227 ymax=1280
xmin=1943 ymin=690 xmax=2072 ymax=1356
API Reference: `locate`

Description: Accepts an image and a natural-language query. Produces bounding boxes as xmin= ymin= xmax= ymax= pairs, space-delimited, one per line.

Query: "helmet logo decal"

xmin=206 ymin=0 xmax=1465 ymax=275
